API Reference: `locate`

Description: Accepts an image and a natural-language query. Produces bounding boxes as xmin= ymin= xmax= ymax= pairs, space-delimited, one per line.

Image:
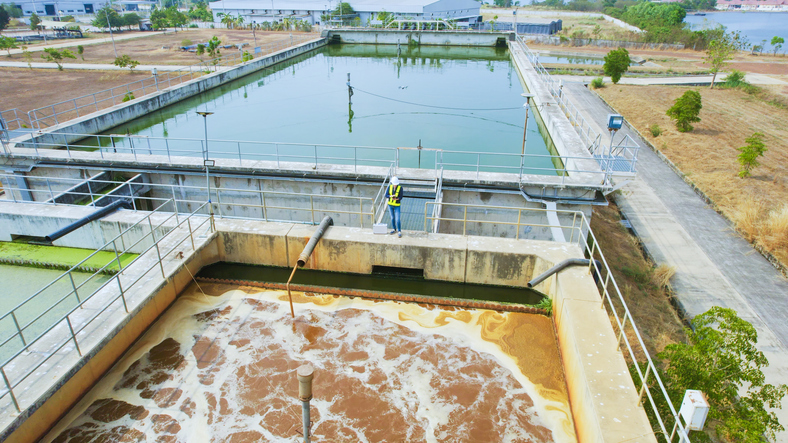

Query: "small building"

xmin=8 ymin=0 xmax=110 ymax=16
xmin=714 ymin=0 xmax=788 ymax=10
xmin=207 ymin=0 xmax=482 ymax=27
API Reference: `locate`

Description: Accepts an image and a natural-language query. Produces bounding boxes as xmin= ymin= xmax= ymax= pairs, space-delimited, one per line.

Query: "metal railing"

xmin=12 ymin=132 xmax=610 ymax=186
xmin=515 ymin=35 xmax=602 ymax=151
xmin=591 ymin=133 xmax=641 ymax=175
xmin=0 ymin=172 xmax=381 ymax=229
xmin=26 ymin=34 xmax=318 ymax=130
xmin=0 ymin=199 xmax=214 ymax=415
xmin=422 ymin=201 xmax=690 ymax=442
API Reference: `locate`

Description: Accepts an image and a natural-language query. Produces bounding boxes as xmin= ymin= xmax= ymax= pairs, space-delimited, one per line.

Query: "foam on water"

xmin=44 ymin=283 xmax=576 ymax=442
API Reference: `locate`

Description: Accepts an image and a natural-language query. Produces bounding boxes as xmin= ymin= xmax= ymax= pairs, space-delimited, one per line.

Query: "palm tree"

xmin=235 ymin=14 xmax=244 ymax=29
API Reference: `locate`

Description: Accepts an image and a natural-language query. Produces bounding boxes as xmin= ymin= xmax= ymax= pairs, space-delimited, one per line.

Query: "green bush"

xmin=590 ymin=77 xmax=605 ymax=89
xmin=189 ymin=23 xmax=198 ymax=28
xmin=181 ymin=38 xmax=192 ymax=46
xmin=666 ymin=90 xmax=702 ymax=132
xmin=737 ymin=132 xmax=767 ymax=178
xmin=649 ymin=124 xmax=662 ymax=137
xmin=122 ymin=92 xmax=135 ymax=102
xmin=60 ymin=15 xmax=75 ymax=21
xmin=724 ymin=69 xmax=746 ymax=88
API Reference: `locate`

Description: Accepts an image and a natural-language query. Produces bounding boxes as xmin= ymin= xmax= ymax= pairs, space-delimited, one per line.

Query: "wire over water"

xmin=352 ymin=87 xmax=523 ymax=112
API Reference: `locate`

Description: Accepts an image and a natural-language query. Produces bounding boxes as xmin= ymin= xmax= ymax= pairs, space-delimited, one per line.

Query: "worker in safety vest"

xmin=387 ymin=176 xmax=403 ymax=238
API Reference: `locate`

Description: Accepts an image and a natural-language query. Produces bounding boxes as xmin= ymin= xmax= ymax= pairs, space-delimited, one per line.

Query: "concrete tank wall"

xmin=23 ymin=38 xmax=327 ymax=148
xmin=326 ymin=29 xmax=514 ymax=46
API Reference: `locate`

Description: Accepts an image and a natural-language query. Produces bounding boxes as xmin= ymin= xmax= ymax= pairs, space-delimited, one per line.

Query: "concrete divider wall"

xmin=0 ymin=202 xmax=175 ymax=253
xmin=24 ymin=38 xmax=327 ymax=148
xmin=146 ymin=174 xmax=382 ymax=227
xmin=327 ymin=30 xmax=513 ymax=46
xmin=548 ymin=265 xmax=658 ymax=443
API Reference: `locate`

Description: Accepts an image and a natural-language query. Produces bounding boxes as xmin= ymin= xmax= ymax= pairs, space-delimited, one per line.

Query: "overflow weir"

xmin=0 ymin=29 xmax=683 ymax=443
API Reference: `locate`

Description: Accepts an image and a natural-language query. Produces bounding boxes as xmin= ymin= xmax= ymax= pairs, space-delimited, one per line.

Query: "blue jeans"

xmin=388 ymin=204 xmax=401 ymax=232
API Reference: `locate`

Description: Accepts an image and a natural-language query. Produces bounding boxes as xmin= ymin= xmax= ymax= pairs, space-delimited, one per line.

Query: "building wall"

xmin=10 ymin=0 xmax=110 ymax=16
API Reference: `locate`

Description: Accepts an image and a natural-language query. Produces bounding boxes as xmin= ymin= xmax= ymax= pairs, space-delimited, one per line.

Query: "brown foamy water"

xmin=45 ymin=283 xmax=576 ymax=442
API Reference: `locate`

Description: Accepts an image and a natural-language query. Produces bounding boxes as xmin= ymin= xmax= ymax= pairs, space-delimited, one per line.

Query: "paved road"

xmin=564 ymin=80 xmax=788 ymax=441
xmin=557 ymin=72 xmax=788 ymax=86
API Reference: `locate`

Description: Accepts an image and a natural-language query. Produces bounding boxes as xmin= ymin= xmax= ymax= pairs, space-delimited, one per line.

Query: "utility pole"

xmin=106 ymin=0 xmax=118 ymax=58
xmin=197 ymin=111 xmax=215 ymax=230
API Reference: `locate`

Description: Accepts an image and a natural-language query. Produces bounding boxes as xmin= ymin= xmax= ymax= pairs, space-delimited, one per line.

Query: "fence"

xmin=514 ymin=35 xmax=641 ymax=183
xmin=422 ymin=201 xmax=690 ymax=442
xmin=0 ymin=199 xmax=214 ymax=417
xmin=13 ymin=132 xmax=611 ymax=186
xmin=26 ymin=33 xmax=318 ymax=130
xmin=0 ymin=171 xmax=383 ymax=229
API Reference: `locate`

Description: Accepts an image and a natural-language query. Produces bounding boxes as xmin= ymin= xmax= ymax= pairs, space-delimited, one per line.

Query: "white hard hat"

xmin=391 ymin=176 xmax=400 ymax=185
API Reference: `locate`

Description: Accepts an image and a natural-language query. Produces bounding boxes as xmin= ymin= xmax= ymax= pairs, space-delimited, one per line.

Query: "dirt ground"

xmin=11 ymin=29 xmax=316 ymax=66
xmin=596 ymin=83 xmax=788 ymax=267
xmin=0 ymin=30 xmax=316 ymax=121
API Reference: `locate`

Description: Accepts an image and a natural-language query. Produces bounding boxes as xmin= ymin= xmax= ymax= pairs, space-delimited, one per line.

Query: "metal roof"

xmin=208 ymin=0 xmax=459 ymax=14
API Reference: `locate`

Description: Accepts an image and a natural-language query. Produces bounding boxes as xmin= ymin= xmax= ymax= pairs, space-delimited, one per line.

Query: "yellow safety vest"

xmin=387 ymin=185 xmax=402 ymax=207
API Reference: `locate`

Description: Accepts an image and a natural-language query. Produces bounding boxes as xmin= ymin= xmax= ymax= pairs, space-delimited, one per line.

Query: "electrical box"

xmin=679 ymin=390 xmax=709 ymax=431
xmin=373 ymin=223 xmax=388 ymax=234
xmin=607 ymin=114 xmax=624 ymax=131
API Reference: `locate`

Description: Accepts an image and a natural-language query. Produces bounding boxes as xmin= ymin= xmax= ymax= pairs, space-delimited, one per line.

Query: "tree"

xmin=92 ymin=6 xmax=122 ymax=30
xmin=41 ymin=47 xmax=76 ymax=70
xmin=0 ymin=35 xmax=17 ymax=56
xmin=206 ymin=35 xmax=221 ymax=58
xmin=29 ymin=12 xmax=41 ymax=31
xmin=377 ymin=10 xmax=394 ymax=27
xmin=705 ymin=30 xmax=746 ymax=89
xmin=114 ymin=54 xmax=139 ymax=71
xmin=666 ymin=90 xmax=702 ymax=132
xmin=737 ymin=132 xmax=767 ymax=178
xmin=150 ymin=7 xmax=168 ymax=30
xmin=659 ymin=307 xmax=787 ymax=442
xmin=218 ymin=12 xmax=235 ymax=28
xmin=772 ymin=36 xmax=785 ymax=55
xmin=2 ymin=3 xmax=23 ymax=19
xmin=122 ymin=12 xmax=141 ymax=30
xmin=0 ymin=7 xmax=9 ymax=31
xmin=165 ymin=6 xmax=188 ymax=31
xmin=188 ymin=3 xmax=213 ymax=22
xmin=603 ymin=47 xmax=630 ymax=84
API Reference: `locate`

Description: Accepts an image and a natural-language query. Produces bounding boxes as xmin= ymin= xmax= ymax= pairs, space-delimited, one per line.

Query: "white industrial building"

xmin=206 ymin=0 xmax=482 ymax=27
xmin=8 ymin=0 xmax=156 ymax=17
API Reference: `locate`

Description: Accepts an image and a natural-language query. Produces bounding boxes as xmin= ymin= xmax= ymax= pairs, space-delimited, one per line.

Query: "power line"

xmin=351 ymin=87 xmax=523 ymax=112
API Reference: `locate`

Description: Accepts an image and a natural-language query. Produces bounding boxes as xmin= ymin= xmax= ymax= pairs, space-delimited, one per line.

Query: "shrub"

xmin=122 ymin=92 xmax=135 ymax=102
xmin=666 ymin=90 xmax=702 ymax=132
xmin=590 ymin=77 xmax=605 ymax=89
xmin=724 ymin=69 xmax=746 ymax=88
xmin=181 ymin=39 xmax=192 ymax=46
xmin=603 ymin=47 xmax=631 ymax=84
xmin=737 ymin=132 xmax=767 ymax=178
xmin=189 ymin=23 xmax=198 ymax=28
xmin=649 ymin=124 xmax=662 ymax=137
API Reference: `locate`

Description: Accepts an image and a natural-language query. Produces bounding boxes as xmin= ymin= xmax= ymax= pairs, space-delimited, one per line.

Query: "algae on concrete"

xmin=0 ymin=242 xmax=138 ymax=273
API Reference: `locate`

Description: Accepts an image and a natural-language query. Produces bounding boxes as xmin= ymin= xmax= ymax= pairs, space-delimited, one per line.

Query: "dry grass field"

xmin=596 ymin=84 xmax=788 ymax=267
xmin=590 ymin=201 xmax=686 ymax=358
xmin=8 ymin=29 xmax=317 ymax=66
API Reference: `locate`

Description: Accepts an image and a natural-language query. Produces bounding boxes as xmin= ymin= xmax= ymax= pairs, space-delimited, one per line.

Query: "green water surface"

xmin=91 ymin=44 xmax=556 ymax=174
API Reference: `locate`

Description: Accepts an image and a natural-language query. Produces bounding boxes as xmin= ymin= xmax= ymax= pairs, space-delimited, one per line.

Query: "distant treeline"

xmin=528 ymin=0 xmax=728 ymax=48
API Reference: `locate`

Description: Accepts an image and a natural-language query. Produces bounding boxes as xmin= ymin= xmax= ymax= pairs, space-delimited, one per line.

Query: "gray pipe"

xmin=45 ymin=199 xmax=131 ymax=243
xmin=527 ymin=258 xmax=600 ymax=288
xmin=297 ymin=216 xmax=333 ymax=267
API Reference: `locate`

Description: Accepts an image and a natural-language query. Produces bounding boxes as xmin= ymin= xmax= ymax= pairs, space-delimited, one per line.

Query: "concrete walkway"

xmin=563 ymin=80 xmax=788 ymax=442
xmin=557 ymin=72 xmax=788 ymax=86
xmin=0 ymin=61 xmax=189 ymax=71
